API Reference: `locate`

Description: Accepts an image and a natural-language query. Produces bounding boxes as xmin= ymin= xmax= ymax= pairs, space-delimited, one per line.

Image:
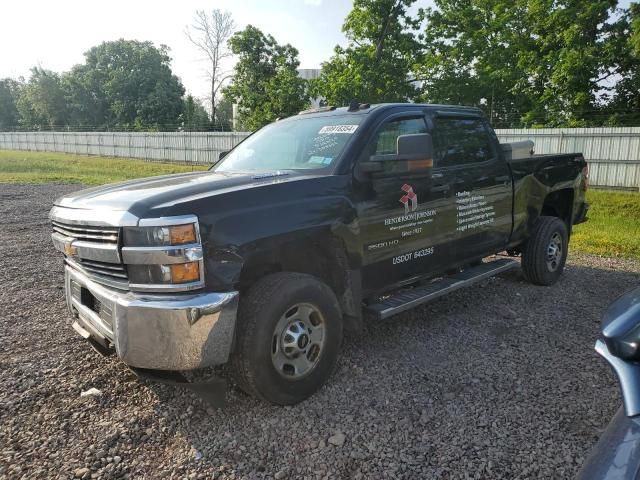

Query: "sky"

xmin=1 ymin=0 xmax=633 ymax=105
xmin=0 ymin=0 xmax=359 ymax=102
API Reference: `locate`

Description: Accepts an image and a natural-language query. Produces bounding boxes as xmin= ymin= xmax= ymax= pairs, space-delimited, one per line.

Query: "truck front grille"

xmin=64 ymin=257 xmax=129 ymax=290
xmin=52 ymin=220 xmax=129 ymax=289
xmin=75 ymin=258 xmax=127 ymax=279
xmin=52 ymin=221 xmax=119 ymax=244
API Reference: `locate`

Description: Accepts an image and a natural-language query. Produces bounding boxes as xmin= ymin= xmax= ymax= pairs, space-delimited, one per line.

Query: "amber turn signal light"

xmin=169 ymin=262 xmax=200 ymax=283
xmin=169 ymin=224 xmax=197 ymax=245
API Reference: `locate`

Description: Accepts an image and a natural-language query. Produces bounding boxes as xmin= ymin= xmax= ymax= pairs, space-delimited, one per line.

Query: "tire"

xmin=230 ymin=272 xmax=343 ymax=405
xmin=521 ymin=216 xmax=569 ymax=286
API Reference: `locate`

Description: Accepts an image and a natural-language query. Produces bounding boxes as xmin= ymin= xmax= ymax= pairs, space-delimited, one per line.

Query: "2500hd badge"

xmin=50 ymin=102 xmax=588 ymax=405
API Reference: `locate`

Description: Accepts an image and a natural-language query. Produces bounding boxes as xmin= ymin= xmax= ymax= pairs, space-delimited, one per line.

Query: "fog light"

xmin=169 ymin=262 xmax=200 ymax=283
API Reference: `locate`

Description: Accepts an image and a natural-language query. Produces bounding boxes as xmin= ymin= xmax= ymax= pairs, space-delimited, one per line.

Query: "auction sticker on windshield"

xmin=319 ymin=125 xmax=359 ymax=134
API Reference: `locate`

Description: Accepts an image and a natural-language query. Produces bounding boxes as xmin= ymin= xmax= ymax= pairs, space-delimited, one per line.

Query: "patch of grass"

xmin=0 ymin=150 xmax=207 ymax=185
xmin=571 ymin=189 xmax=640 ymax=259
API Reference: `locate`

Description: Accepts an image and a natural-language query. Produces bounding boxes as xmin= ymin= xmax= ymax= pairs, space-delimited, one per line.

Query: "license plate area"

xmin=70 ymin=279 xmax=114 ymax=329
xmin=80 ymin=286 xmax=97 ymax=311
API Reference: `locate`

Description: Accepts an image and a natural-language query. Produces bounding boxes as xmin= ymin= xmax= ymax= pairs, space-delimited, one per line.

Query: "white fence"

xmin=0 ymin=131 xmax=250 ymax=165
xmin=1 ymin=128 xmax=639 ymax=190
xmin=495 ymin=128 xmax=640 ymax=191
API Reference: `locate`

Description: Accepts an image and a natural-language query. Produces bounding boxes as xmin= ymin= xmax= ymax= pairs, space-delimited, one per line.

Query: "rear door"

xmin=428 ymin=113 xmax=513 ymax=263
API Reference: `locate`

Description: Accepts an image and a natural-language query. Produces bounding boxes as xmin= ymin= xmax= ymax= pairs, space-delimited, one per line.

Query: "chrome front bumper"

xmin=64 ymin=265 xmax=239 ymax=370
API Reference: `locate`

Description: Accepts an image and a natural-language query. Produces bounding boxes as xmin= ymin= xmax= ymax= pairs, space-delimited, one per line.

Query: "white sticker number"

xmin=318 ymin=125 xmax=359 ymax=134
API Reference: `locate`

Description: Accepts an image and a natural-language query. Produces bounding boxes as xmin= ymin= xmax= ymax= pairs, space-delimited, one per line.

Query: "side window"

xmin=432 ymin=117 xmax=496 ymax=168
xmin=373 ymin=117 xmax=427 ymax=155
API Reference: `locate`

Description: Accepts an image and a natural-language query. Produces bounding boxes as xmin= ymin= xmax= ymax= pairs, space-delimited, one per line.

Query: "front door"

xmin=356 ymin=114 xmax=454 ymax=293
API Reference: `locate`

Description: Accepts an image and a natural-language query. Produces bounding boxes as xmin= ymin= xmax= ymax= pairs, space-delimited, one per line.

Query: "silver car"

xmin=578 ymin=287 xmax=640 ymax=479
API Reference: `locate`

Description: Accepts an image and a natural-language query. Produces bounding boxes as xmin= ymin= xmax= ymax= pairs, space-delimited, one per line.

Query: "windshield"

xmin=214 ymin=115 xmax=363 ymax=172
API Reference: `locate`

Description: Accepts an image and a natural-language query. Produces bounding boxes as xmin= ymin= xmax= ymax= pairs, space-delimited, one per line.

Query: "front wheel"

xmin=521 ymin=216 xmax=569 ymax=286
xmin=230 ymin=272 xmax=343 ymax=405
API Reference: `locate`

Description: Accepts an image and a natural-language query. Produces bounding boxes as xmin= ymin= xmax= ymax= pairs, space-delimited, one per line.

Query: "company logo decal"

xmin=399 ymin=184 xmax=418 ymax=214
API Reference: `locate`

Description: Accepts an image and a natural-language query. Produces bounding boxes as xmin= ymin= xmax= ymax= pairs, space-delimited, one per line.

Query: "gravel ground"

xmin=1 ymin=183 xmax=639 ymax=480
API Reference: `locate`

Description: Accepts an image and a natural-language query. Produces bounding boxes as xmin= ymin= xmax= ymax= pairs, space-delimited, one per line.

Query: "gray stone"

xmin=74 ymin=467 xmax=90 ymax=478
xmin=328 ymin=433 xmax=346 ymax=447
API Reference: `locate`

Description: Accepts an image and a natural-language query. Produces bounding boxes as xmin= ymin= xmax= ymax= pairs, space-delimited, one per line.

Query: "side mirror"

xmin=597 ymin=286 xmax=640 ymax=417
xmin=602 ymin=287 xmax=640 ymax=360
xmin=219 ymin=151 xmax=229 ymax=161
xmin=397 ymin=133 xmax=433 ymax=160
xmin=360 ymin=133 xmax=434 ymax=174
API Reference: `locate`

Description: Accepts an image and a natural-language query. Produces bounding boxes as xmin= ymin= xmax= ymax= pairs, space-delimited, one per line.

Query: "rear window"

xmin=432 ymin=117 xmax=496 ymax=167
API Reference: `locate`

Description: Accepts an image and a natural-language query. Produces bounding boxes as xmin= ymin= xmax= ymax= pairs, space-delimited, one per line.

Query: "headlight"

xmin=122 ymin=216 xmax=204 ymax=292
xmin=123 ymin=224 xmax=197 ymax=246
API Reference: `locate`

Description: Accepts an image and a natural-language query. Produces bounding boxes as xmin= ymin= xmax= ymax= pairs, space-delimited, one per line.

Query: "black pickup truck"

xmin=50 ymin=103 xmax=588 ymax=405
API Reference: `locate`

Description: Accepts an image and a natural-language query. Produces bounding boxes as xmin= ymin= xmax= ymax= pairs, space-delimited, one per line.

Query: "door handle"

xmin=432 ymin=183 xmax=450 ymax=193
xmin=495 ymin=175 xmax=510 ymax=182
xmin=432 ymin=172 xmax=444 ymax=179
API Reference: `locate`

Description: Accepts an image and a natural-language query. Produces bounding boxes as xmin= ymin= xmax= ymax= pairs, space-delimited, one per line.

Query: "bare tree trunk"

xmin=211 ymin=75 xmax=216 ymax=126
xmin=185 ymin=9 xmax=235 ymax=127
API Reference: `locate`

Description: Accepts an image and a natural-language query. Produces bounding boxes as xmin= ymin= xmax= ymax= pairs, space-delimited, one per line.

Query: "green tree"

xmin=0 ymin=78 xmax=21 ymax=129
xmin=224 ymin=25 xmax=309 ymax=130
xmin=62 ymin=63 xmax=108 ymax=128
xmin=214 ymin=94 xmax=234 ymax=131
xmin=523 ymin=0 xmax=619 ymax=126
xmin=419 ymin=0 xmax=620 ymax=127
xmin=417 ymin=0 xmax=533 ymax=127
xmin=311 ymin=0 xmax=422 ymax=106
xmin=182 ymin=95 xmax=210 ymax=130
xmin=65 ymin=40 xmax=185 ymax=129
xmin=631 ymin=2 xmax=640 ymax=56
xmin=16 ymin=67 xmax=68 ymax=129
xmin=602 ymin=3 xmax=640 ymax=125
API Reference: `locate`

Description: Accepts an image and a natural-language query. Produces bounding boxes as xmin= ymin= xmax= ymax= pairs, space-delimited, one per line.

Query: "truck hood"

xmin=54 ymin=170 xmax=314 ymax=214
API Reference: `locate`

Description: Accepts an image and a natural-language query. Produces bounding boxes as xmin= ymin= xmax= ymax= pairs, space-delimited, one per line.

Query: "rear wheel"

xmin=521 ymin=216 xmax=569 ymax=286
xmin=230 ymin=272 xmax=343 ymax=405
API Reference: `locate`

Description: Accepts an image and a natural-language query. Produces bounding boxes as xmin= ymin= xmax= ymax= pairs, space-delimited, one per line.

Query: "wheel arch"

xmin=540 ymin=188 xmax=575 ymax=233
xmin=237 ymin=229 xmax=363 ymax=331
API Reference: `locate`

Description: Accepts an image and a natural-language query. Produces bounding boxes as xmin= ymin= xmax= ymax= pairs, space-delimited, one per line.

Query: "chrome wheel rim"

xmin=271 ymin=303 xmax=326 ymax=379
xmin=546 ymin=232 xmax=563 ymax=272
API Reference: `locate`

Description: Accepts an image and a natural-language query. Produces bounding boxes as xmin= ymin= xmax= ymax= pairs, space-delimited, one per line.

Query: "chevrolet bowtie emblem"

xmin=64 ymin=242 xmax=78 ymax=257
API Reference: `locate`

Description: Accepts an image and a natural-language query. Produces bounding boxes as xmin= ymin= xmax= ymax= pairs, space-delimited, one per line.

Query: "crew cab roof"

xmin=294 ymin=103 xmax=484 ymax=119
